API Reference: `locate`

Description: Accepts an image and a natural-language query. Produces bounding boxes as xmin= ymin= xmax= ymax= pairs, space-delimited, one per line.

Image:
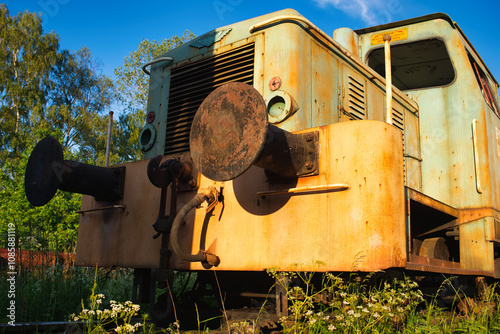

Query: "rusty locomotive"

xmin=25 ymin=9 xmax=500 ymax=320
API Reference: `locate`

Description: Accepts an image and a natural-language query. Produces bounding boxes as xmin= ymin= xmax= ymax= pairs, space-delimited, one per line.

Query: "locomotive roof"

xmin=354 ymin=13 xmax=454 ymax=34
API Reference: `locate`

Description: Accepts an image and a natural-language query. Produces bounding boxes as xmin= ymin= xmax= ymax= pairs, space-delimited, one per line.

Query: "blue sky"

xmin=4 ymin=0 xmax=500 ymax=87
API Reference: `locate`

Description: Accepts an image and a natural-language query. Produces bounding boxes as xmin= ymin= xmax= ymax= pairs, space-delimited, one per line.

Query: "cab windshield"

xmin=367 ymin=39 xmax=455 ymax=90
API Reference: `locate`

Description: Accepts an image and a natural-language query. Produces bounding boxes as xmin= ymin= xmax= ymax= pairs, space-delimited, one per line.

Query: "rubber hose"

xmin=170 ymin=193 xmax=220 ymax=266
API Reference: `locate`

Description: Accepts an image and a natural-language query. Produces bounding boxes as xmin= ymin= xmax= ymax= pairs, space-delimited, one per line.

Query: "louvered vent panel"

xmin=347 ymin=75 xmax=366 ymax=120
xmin=392 ymin=108 xmax=404 ymax=132
xmin=392 ymin=107 xmax=406 ymax=181
xmin=165 ymin=43 xmax=254 ymax=155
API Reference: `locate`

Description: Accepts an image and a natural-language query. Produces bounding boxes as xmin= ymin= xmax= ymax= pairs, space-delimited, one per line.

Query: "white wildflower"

xmin=328 ymin=324 xmax=336 ymax=331
xmin=347 ymin=309 xmax=355 ymax=315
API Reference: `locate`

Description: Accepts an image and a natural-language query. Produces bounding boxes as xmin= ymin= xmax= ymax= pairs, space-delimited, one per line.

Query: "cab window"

xmin=367 ymin=39 xmax=455 ymax=90
xmin=468 ymin=52 xmax=500 ymax=117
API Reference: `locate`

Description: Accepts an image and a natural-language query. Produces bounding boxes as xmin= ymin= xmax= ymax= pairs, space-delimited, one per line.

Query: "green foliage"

xmin=0 ymin=264 xmax=134 ymax=323
xmin=0 ymin=4 xmax=117 ymax=251
xmin=45 ymin=47 xmax=115 ymax=165
xmin=113 ymin=31 xmax=195 ymax=162
xmin=0 ymin=4 xmax=194 ymax=255
xmin=0 ymin=144 xmax=81 ymax=251
xmin=0 ymin=4 xmax=59 ymax=162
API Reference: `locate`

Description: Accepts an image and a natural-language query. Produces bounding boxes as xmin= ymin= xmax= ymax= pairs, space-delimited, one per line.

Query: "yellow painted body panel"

xmin=76 ymin=120 xmax=406 ymax=272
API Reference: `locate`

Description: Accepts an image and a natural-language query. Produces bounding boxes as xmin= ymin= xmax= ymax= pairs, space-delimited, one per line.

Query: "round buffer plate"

xmin=25 ymin=137 xmax=64 ymax=206
xmin=190 ymin=82 xmax=268 ymax=182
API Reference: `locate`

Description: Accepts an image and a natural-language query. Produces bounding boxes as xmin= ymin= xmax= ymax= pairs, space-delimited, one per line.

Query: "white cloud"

xmin=313 ymin=0 xmax=401 ymax=25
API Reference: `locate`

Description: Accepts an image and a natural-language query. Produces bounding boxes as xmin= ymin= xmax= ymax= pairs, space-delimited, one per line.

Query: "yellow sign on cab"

xmin=371 ymin=28 xmax=408 ymax=45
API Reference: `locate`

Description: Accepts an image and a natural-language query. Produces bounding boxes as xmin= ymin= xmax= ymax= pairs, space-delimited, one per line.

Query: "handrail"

xmin=256 ymin=183 xmax=350 ymax=197
xmin=76 ymin=205 xmax=126 ymax=214
xmin=472 ymin=119 xmax=483 ymax=194
xmin=141 ymin=57 xmax=174 ymax=75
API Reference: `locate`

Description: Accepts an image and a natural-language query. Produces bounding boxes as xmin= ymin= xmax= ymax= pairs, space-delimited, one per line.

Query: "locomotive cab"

xmin=356 ymin=13 xmax=500 ymax=276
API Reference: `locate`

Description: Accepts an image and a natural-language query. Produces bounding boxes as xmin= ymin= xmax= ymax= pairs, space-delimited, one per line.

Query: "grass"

xmin=3 ymin=258 xmax=500 ymax=333
xmin=266 ymin=265 xmax=424 ymax=333
xmin=264 ymin=264 xmax=500 ymax=333
xmin=0 ymin=261 xmax=134 ymax=324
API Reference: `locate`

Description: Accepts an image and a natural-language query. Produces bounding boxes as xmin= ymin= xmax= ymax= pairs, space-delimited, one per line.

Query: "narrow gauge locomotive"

xmin=25 ymin=9 xmax=500 ymax=320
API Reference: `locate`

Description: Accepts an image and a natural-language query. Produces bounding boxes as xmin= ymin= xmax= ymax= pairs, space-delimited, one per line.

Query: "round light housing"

xmin=139 ymin=124 xmax=156 ymax=151
xmin=265 ymin=90 xmax=298 ymax=124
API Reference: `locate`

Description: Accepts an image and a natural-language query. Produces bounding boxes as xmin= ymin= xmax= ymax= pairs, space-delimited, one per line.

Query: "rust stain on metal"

xmin=407 ymin=254 xmax=492 ymax=276
xmin=190 ymin=82 xmax=268 ymax=182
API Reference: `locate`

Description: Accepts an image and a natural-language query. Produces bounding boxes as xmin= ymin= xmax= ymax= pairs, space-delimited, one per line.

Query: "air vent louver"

xmin=392 ymin=107 xmax=404 ymax=132
xmin=347 ymin=75 xmax=366 ymax=120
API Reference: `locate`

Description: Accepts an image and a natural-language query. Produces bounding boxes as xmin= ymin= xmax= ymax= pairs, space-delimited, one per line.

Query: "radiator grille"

xmin=164 ymin=43 xmax=255 ymax=155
